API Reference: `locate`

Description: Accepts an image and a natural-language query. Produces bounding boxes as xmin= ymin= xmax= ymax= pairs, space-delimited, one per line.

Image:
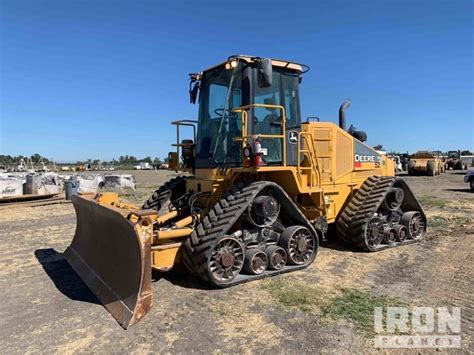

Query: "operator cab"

xmin=187 ymin=55 xmax=309 ymax=169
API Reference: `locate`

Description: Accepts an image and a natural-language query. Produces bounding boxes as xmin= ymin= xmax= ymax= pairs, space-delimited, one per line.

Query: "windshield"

xmin=196 ymin=64 xmax=242 ymax=167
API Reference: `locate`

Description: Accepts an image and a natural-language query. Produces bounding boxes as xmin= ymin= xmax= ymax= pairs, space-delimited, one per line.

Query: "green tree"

xmin=31 ymin=153 xmax=42 ymax=163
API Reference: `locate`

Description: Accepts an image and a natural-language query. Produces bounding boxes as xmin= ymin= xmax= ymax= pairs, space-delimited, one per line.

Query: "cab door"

xmin=282 ymin=73 xmax=301 ymax=166
xmin=252 ymin=71 xmax=301 ymax=166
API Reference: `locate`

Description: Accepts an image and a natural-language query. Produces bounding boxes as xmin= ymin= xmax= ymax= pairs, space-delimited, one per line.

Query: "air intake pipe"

xmin=339 ymin=99 xmax=351 ymax=131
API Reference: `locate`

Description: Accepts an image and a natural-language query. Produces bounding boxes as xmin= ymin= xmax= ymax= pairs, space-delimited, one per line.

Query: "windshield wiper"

xmin=212 ymin=69 xmax=237 ymax=164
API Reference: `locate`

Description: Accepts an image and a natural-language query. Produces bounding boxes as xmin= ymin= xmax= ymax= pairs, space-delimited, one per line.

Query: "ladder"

xmin=296 ymin=132 xmax=322 ymax=190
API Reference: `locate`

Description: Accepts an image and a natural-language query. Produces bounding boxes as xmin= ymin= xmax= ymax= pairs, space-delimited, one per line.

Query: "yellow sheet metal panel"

xmin=152 ymin=247 xmax=180 ymax=271
xmin=334 ymin=129 xmax=353 ymax=179
xmin=308 ymin=126 xmax=332 ymax=182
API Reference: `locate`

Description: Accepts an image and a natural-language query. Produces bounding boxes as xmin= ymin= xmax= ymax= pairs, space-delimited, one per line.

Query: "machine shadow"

xmin=152 ymin=265 xmax=213 ymax=290
xmin=319 ymin=227 xmax=363 ymax=252
xmin=34 ymin=248 xmax=100 ymax=304
xmin=444 ymin=188 xmax=472 ymax=194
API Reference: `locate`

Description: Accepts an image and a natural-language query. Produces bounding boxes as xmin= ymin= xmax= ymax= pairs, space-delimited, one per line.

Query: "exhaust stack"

xmin=339 ymin=99 xmax=351 ymax=131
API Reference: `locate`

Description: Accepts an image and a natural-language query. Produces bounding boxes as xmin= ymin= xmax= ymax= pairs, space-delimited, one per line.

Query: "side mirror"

xmin=257 ymin=58 xmax=273 ymax=88
xmin=189 ymin=82 xmax=200 ymax=104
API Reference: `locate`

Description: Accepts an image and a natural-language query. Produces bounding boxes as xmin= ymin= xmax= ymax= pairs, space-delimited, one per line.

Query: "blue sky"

xmin=0 ymin=0 xmax=472 ymax=162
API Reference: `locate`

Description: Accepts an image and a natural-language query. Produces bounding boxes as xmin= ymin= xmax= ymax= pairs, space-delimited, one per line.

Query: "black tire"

xmin=426 ymin=161 xmax=436 ymax=176
xmin=142 ymin=177 xmax=185 ymax=211
xmin=470 ymin=179 xmax=474 ymax=192
xmin=407 ymin=161 xmax=416 ymax=176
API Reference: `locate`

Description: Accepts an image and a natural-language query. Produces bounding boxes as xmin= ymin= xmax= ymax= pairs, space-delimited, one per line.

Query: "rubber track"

xmin=142 ymin=177 xmax=185 ymax=210
xmin=336 ymin=176 xmax=425 ymax=251
xmin=182 ymin=181 xmax=318 ymax=287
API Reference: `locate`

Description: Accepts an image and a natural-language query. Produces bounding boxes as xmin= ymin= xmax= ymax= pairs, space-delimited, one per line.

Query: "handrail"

xmin=170 ymin=120 xmax=198 ymax=142
xmin=232 ymin=104 xmax=287 ymax=166
xmin=171 ymin=120 xmax=198 ymax=173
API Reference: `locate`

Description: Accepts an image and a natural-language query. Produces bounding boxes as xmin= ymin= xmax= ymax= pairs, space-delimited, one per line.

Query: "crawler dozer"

xmin=64 ymin=55 xmax=426 ymax=328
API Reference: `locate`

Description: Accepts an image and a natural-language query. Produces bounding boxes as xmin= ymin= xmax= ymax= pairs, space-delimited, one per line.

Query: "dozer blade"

xmin=64 ymin=195 xmax=152 ymax=329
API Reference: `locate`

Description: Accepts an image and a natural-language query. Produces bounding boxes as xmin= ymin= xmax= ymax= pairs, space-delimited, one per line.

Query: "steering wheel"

xmin=214 ymin=108 xmax=227 ymax=117
xmin=269 ymin=119 xmax=282 ymax=127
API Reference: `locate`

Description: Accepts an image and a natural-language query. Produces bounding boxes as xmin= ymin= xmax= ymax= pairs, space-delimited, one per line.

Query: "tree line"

xmin=372 ymin=146 xmax=472 ymax=155
xmin=0 ymin=154 xmax=167 ymax=167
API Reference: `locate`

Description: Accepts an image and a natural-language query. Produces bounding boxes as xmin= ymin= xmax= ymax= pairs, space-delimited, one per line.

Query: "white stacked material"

xmin=101 ymin=174 xmax=136 ymax=190
xmin=0 ymin=177 xmax=24 ymax=197
xmin=76 ymin=175 xmax=104 ymax=194
xmin=38 ymin=173 xmax=62 ymax=195
xmin=25 ymin=173 xmax=62 ymax=195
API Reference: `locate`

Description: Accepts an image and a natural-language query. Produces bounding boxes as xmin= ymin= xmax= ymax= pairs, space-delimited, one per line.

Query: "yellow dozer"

xmin=64 ymin=55 xmax=426 ymax=328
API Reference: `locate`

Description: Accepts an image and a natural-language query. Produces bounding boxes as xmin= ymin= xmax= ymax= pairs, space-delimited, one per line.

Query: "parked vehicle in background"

xmin=134 ymin=162 xmax=153 ymax=170
xmin=408 ymin=151 xmax=444 ymax=176
xmin=464 ymin=170 xmax=474 ymax=192
xmin=444 ymin=150 xmax=468 ymax=170
xmin=140 ymin=162 xmax=152 ymax=170
xmin=391 ymin=156 xmax=403 ymax=173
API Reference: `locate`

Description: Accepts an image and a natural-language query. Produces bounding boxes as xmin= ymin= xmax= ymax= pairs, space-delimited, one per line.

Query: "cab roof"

xmin=199 ymin=55 xmax=310 ymax=74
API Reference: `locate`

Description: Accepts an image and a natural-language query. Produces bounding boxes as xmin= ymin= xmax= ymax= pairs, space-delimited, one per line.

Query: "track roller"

xmin=265 ymin=245 xmax=287 ymax=270
xmin=393 ymin=224 xmax=408 ymax=242
xmin=382 ymin=188 xmax=405 ymax=211
xmin=364 ymin=216 xmax=384 ymax=250
xmin=401 ymin=211 xmax=425 ymax=240
xmin=243 ymin=249 xmax=268 ymax=275
xmin=246 ymin=195 xmax=280 ymax=227
xmin=383 ymin=227 xmax=396 ymax=244
xmin=279 ymin=225 xmax=317 ymax=265
xmin=208 ymin=236 xmax=245 ymax=285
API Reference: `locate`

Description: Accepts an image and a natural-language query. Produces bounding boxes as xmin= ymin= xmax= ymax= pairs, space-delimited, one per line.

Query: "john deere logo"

xmin=288 ymin=130 xmax=298 ymax=144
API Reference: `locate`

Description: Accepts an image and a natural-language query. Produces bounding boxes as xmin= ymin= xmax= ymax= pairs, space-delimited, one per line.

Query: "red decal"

xmin=354 ymin=162 xmax=362 ymax=168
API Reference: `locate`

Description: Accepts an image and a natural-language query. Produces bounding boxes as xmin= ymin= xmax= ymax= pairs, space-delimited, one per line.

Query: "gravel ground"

xmin=0 ymin=170 xmax=472 ymax=353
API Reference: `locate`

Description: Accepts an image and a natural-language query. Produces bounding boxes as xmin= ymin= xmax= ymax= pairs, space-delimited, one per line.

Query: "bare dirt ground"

xmin=0 ymin=170 xmax=472 ymax=353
